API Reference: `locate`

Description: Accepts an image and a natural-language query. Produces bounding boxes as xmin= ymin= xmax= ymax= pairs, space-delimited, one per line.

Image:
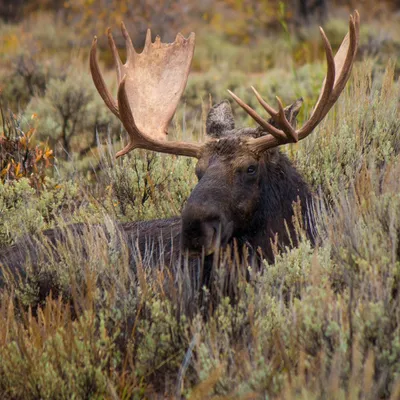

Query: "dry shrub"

xmin=0 ymin=100 xmax=53 ymax=189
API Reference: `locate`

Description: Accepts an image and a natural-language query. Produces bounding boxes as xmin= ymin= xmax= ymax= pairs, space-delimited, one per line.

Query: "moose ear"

xmin=206 ymin=100 xmax=235 ymax=138
xmin=268 ymin=98 xmax=303 ymax=129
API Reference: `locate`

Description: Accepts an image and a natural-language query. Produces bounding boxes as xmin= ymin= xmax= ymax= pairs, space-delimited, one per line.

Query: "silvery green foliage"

xmin=0 ymin=178 xmax=80 ymax=247
xmin=25 ymin=67 xmax=118 ymax=155
xmin=0 ymin=38 xmax=400 ymax=398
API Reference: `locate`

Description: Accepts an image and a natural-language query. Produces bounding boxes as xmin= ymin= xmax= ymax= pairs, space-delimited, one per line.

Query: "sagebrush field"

xmin=1 ymin=1 xmax=400 ymax=399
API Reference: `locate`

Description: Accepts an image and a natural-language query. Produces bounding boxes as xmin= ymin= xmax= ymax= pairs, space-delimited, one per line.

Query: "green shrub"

xmin=0 ymin=178 xmax=83 ymax=247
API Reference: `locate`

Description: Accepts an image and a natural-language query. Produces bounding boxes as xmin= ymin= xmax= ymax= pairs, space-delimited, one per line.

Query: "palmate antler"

xmin=90 ymin=24 xmax=202 ymax=158
xmin=230 ymin=10 xmax=360 ymax=153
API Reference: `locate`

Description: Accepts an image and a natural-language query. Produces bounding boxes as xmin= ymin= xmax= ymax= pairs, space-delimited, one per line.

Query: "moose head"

xmin=90 ymin=12 xmax=359 ymax=259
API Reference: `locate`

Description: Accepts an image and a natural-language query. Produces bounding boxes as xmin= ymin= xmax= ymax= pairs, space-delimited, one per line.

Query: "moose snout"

xmin=181 ymin=203 xmax=233 ymax=256
xmin=181 ymin=215 xmax=220 ymax=256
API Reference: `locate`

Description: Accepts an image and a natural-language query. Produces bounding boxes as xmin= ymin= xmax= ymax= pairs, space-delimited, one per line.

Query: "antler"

xmin=90 ymin=24 xmax=202 ymax=158
xmin=228 ymin=11 xmax=360 ymax=153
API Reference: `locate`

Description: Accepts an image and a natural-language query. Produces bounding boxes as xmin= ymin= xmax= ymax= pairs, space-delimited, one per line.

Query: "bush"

xmin=26 ymin=64 xmax=119 ymax=158
xmin=0 ymin=177 xmax=84 ymax=247
xmin=0 ymin=101 xmax=54 ymax=188
xmin=0 ymin=54 xmax=50 ymax=107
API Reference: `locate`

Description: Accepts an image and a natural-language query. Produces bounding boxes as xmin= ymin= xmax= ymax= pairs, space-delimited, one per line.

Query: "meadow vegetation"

xmin=1 ymin=1 xmax=400 ymax=398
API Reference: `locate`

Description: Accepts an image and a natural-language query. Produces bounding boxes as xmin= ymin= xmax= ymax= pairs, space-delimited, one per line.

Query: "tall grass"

xmin=0 ymin=58 xmax=400 ymax=398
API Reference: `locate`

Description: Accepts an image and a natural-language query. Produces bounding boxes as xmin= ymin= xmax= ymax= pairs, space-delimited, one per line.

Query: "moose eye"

xmin=247 ymin=165 xmax=257 ymax=175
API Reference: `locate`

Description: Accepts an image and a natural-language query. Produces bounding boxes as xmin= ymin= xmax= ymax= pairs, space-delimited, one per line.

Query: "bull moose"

xmin=0 ymin=12 xmax=360 ymax=284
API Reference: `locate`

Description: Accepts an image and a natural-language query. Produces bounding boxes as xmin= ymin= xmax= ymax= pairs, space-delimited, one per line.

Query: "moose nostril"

xmin=204 ymin=217 xmax=220 ymax=233
xmin=180 ymin=208 xmax=225 ymax=254
xmin=203 ymin=217 xmax=222 ymax=245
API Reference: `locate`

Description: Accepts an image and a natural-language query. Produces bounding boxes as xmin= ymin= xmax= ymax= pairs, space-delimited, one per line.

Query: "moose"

xmin=0 ymin=12 xmax=359 ymax=285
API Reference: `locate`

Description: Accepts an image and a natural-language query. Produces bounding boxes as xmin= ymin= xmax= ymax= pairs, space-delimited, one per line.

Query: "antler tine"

xmin=89 ymin=36 xmax=119 ymax=118
xmin=321 ymin=13 xmax=357 ymax=115
xmin=296 ymin=26 xmax=336 ymax=136
xmin=275 ymin=96 xmax=298 ymax=142
xmin=354 ymin=10 xmax=360 ymax=48
xmin=107 ymin=28 xmax=124 ymax=85
xmin=250 ymin=87 xmax=299 ymax=142
xmin=251 ymin=86 xmax=278 ymax=117
xmin=121 ymin=21 xmax=136 ymax=60
xmin=227 ymin=89 xmax=287 ymax=141
xmin=229 ymin=88 xmax=299 ymax=143
xmin=144 ymin=29 xmax=152 ymax=49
